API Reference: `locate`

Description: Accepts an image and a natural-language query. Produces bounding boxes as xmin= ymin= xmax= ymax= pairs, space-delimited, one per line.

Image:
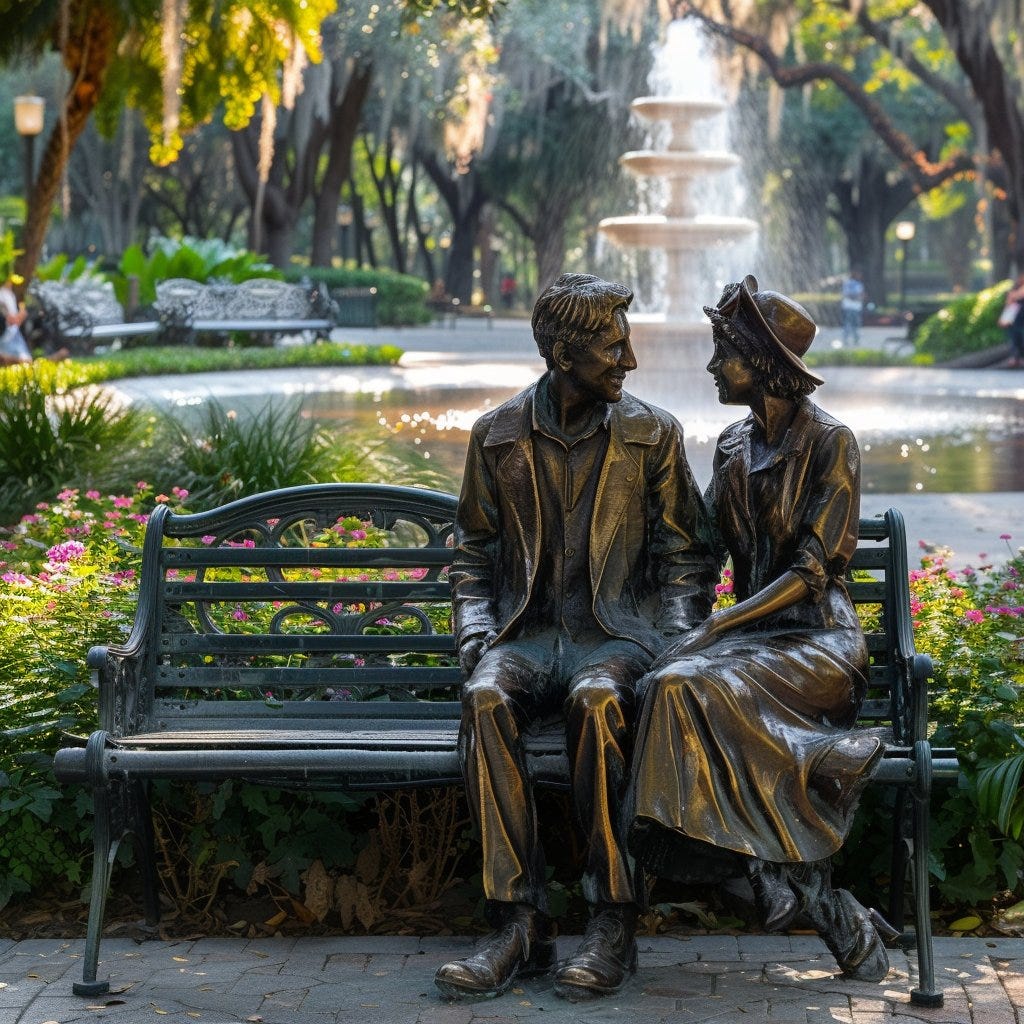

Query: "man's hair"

xmin=531 ymin=273 xmax=632 ymax=368
xmin=709 ymin=311 xmax=816 ymax=401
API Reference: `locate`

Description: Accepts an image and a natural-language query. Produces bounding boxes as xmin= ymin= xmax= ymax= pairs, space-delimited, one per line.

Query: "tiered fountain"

xmin=599 ymin=34 xmax=757 ymax=397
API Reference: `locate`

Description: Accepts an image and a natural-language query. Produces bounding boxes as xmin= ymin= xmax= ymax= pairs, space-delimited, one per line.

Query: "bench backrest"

xmin=112 ymin=485 xmax=909 ymax=741
xmin=118 ymin=485 xmax=461 ymax=736
xmin=153 ymin=278 xmax=319 ymax=322
xmin=845 ymin=508 xmax=914 ymax=743
xmin=30 ymin=279 xmax=125 ymax=328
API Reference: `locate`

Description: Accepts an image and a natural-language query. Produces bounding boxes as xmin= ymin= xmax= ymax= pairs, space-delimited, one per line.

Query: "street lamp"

xmin=13 ymin=96 xmax=45 ymax=205
xmin=895 ymin=220 xmax=916 ymax=317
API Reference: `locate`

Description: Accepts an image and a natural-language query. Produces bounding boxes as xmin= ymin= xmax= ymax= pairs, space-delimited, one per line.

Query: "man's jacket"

xmin=451 ymin=380 xmax=716 ymax=657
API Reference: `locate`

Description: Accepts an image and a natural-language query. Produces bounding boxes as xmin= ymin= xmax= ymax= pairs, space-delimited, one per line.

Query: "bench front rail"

xmin=53 ymin=486 xmax=954 ymax=1005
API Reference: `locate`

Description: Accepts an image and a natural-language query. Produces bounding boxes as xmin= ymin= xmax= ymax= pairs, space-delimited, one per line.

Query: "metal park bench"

xmin=53 ymin=486 xmax=956 ymax=1006
xmin=29 ymin=279 xmax=160 ymax=353
xmin=153 ymin=278 xmax=335 ymax=345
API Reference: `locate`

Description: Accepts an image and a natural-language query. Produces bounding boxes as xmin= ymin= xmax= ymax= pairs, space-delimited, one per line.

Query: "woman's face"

xmin=707 ymin=329 xmax=757 ymax=405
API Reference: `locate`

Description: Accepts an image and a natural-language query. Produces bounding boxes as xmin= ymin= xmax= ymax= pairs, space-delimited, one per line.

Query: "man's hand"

xmin=459 ymin=631 xmax=496 ymax=676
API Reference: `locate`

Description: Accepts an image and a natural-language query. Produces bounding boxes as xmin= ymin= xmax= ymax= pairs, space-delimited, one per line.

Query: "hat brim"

xmin=709 ymin=275 xmax=824 ymax=386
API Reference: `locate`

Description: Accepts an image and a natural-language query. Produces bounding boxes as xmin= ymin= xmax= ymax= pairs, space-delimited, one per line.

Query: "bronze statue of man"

xmin=435 ymin=272 xmax=715 ymax=1002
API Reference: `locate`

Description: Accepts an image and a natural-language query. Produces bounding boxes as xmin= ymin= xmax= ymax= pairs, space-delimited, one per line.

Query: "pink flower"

xmin=112 ymin=496 xmax=133 ymax=509
xmin=2 ymin=541 xmax=16 ymax=552
xmin=910 ymin=599 xmax=923 ymax=616
xmin=909 ymin=569 xmax=928 ymax=581
xmin=232 ymin=606 xmax=249 ymax=621
xmin=201 ymin=535 xmax=216 ymax=545
xmin=20 ymin=514 xmax=40 ymax=525
xmin=1004 ymin=581 xmax=1019 ymax=591
xmin=172 ymin=486 xmax=189 ymax=499
xmin=85 ymin=490 xmax=101 ymax=500
xmin=46 ymin=540 xmax=86 ymax=563
xmin=350 ymin=529 xmax=367 ymax=540
xmin=949 ymin=588 xmax=965 ymax=599
xmin=136 ymin=480 xmax=148 ymax=491
xmin=2 ymin=572 xmax=30 ymax=585
xmin=35 ymin=502 xmax=49 ymax=511
xmin=1000 ymin=533 xmax=1012 ymax=540
xmin=56 ymin=489 xmax=77 ymax=501
xmin=129 ymin=513 xmax=149 ymax=525
xmin=714 ymin=582 xmax=733 ymax=595
xmin=963 ymin=609 xmax=984 ymax=624
xmin=242 ymin=539 xmax=255 ymax=548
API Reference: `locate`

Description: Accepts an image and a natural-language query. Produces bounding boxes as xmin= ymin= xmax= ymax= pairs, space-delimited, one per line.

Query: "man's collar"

xmin=483 ymin=378 xmax=663 ymax=447
xmin=532 ymin=373 xmax=610 ymax=444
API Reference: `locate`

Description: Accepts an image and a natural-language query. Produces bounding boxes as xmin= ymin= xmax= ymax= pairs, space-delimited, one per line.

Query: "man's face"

xmin=562 ymin=308 xmax=637 ymax=403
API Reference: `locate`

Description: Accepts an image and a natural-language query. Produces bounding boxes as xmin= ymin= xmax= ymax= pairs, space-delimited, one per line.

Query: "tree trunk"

xmin=419 ymin=151 xmax=489 ymax=302
xmin=924 ymin=0 xmax=1024 ymax=267
xmin=531 ymin=206 xmax=569 ymax=295
xmin=310 ymin=63 xmax=373 ymax=267
xmin=832 ymin=157 xmax=915 ymax=306
xmin=14 ymin=2 xmax=117 ymax=291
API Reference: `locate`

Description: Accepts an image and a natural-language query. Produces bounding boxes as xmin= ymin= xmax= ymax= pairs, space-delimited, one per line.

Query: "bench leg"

xmin=909 ymin=791 xmax=943 ymax=1007
xmin=75 ymin=780 xmax=120 ymax=997
xmin=130 ymin=780 xmax=161 ymax=927
xmin=888 ymin=789 xmax=909 ymax=932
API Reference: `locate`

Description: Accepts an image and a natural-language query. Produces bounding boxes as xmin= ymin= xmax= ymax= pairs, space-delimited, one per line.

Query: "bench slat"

xmin=153 ymin=699 xmax=463 ymax=721
xmin=155 ymin=665 xmax=461 ymax=689
xmin=163 ymin=547 xmax=452 ymax=568
xmin=160 ymin=633 xmax=455 ymax=654
xmin=848 ymin=581 xmax=887 ymax=601
xmin=162 ymin=580 xmax=452 ymax=602
xmin=189 ymin=319 xmax=332 ymax=331
xmin=849 ymin=547 xmax=892 ymax=569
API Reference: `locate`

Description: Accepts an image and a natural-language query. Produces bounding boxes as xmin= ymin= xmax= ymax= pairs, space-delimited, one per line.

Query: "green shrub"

xmin=913 ymin=281 xmax=1012 ymax=362
xmin=285 ymin=264 xmax=431 ymax=326
xmin=34 ymin=238 xmax=280 ymax=311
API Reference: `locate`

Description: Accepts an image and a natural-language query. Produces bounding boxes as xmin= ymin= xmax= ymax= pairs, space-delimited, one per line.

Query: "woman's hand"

xmin=658 ymin=616 xmax=722 ymax=662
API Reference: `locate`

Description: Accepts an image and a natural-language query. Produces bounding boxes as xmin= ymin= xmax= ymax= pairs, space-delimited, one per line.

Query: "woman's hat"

xmin=703 ymin=274 xmax=824 ymax=385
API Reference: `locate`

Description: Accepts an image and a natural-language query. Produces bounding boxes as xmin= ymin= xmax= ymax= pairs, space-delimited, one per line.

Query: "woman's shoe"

xmin=744 ymin=858 xmax=799 ymax=933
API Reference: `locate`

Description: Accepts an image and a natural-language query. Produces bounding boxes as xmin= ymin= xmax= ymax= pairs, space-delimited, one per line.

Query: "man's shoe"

xmin=553 ymin=904 xmax=638 ymax=1001
xmin=435 ymin=904 xmax=556 ymax=1000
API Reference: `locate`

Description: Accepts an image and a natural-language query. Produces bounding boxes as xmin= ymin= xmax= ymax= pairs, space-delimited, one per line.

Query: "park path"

xmin=2 ymin=933 xmax=1023 ymax=1024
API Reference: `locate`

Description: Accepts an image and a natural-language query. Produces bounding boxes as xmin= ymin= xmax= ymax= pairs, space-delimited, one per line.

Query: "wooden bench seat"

xmin=54 ymin=484 xmax=956 ymax=1005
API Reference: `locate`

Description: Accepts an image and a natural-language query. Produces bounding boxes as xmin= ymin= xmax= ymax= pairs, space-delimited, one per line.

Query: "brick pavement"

xmin=1 ymin=935 xmax=1020 ymax=1024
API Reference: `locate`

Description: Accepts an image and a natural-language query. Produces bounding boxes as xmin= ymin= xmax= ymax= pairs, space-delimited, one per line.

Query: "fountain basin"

xmin=620 ymin=151 xmax=740 ymax=178
xmin=631 ymin=96 xmax=726 ymax=123
xmin=599 ymin=214 xmax=758 ymax=249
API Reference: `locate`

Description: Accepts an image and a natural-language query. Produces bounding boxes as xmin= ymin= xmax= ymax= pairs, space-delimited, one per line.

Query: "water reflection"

xmin=304 ymin=371 xmax=1024 ymax=494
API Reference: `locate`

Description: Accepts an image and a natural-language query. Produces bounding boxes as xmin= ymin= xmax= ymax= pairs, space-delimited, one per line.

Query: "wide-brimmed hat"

xmin=703 ymin=274 xmax=824 ymax=386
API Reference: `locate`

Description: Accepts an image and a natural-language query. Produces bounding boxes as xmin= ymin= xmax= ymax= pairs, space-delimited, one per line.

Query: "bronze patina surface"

xmin=629 ymin=275 xmax=890 ymax=982
xmin=436 ymin=273 xmax=715 ymax=1001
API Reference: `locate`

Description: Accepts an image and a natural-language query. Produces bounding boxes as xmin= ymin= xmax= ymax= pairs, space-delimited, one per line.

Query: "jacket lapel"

xmin=485 ymin=384 xmax=542 ymax=586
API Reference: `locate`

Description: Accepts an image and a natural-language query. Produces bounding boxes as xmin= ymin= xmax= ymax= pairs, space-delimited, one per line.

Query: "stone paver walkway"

xmin=1 ymin=934 xmax=1021 ymax=1024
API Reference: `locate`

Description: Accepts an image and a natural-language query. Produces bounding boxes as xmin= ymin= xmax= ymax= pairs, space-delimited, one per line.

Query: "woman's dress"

xmin=631 ymin=398 xmax=877 ymax=866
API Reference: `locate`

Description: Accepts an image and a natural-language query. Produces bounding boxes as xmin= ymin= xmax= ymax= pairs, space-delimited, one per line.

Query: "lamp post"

xmin=895 ymin=220 xmax=916 ymax=318
xmin=13 ymin=96 xmax=45 ymax=212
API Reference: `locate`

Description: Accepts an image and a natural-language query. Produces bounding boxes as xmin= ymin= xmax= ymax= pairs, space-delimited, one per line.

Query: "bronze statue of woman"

xmin=629 ymin=275 xmax=892 ymax=980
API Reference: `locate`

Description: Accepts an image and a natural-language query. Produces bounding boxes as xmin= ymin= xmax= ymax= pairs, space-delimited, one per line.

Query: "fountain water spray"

xmin=599 ymin=21 xmax=757 ymax=386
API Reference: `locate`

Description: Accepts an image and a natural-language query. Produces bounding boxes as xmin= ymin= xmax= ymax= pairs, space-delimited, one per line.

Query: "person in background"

xmin=839 ymin=270 xmax=865 ymax=347
xmin=0 ymin=276 xmax=33 ymax=365
xmin=0 ymin=277 xmax=69 ymax=365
